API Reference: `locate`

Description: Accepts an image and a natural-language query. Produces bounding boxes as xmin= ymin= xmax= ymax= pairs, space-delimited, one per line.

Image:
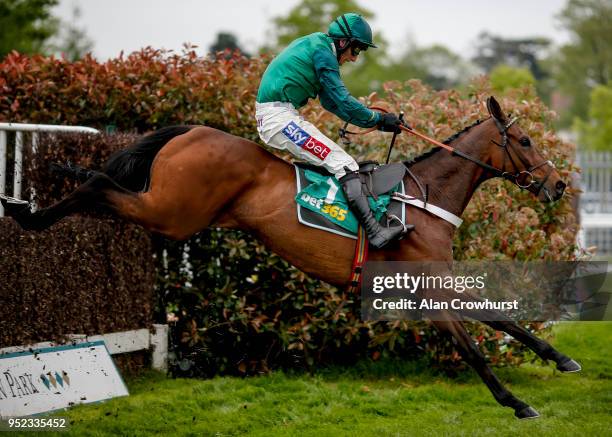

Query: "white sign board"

xmin=0 ymin=341 xmax=128 ymax=417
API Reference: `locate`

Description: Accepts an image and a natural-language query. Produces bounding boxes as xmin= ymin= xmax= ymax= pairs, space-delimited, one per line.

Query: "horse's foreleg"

xmin=432 ymin=317 xmax=540 ymax=419
xmin=427 ymin=288 xmax=582 ymax=374
xmin=483 ymin=320 xmax=581 ymax=372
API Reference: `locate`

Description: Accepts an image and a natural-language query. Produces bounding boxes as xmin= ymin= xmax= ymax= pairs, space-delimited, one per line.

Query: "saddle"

xmin=294 ymin=161 xmax=407 ymax=239
xmin=296 ymin=161 xmax=407 ymax=197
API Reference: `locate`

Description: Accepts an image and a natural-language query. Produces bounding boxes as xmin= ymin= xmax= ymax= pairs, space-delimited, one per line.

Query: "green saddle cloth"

xmin=295 ymin=169 xmax=394 ymax=234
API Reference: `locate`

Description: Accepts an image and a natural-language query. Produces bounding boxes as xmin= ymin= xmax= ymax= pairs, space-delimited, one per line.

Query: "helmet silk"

xmin=327 ymin=13 xmax=377 ymax=48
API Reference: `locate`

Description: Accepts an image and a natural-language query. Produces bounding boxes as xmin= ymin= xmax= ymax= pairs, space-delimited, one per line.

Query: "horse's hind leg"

xmin=432 ymin=317 xmax=540 ymax=419
xmin=2 ymin=172 xmax=136 ymax=231
xmin=483 ymin=320 xmax=581 ymax=372
xmin=3 ymin=171 xmax=204 ymax=240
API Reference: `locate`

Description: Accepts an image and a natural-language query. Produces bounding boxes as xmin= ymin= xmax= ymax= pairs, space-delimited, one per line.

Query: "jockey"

xmin=256 ymin=13 xmax=413 ymax=249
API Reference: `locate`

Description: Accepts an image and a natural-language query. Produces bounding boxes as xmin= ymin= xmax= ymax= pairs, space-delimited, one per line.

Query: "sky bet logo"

xmin=282 ymin=121 xmax=331 ymax=161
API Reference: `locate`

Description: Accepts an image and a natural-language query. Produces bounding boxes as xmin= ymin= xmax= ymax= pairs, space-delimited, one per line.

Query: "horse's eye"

xmin=519 ymin=137 xmax=531 ymax=147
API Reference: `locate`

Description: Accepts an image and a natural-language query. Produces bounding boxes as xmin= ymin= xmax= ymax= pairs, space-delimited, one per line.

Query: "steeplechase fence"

xmin=0 ymin=123 xmax=167 ymax=370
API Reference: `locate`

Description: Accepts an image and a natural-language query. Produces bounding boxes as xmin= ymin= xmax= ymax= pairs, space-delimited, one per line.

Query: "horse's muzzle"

xmin=539 ymin=179 xmax=566 ymax=202
xmin=554 ymin=180 xmax=566 ymax=201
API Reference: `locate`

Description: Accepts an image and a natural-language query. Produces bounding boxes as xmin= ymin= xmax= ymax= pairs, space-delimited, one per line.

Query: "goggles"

xmin=351 ymin=43 xmax=368 ymax=56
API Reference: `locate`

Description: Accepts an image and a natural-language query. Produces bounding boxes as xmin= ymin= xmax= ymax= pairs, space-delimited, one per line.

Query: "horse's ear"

xmin=486 ymin=96 xmax=506 ymax=122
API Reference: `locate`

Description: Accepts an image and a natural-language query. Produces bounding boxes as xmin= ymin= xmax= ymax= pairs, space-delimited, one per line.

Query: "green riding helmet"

xmin=327 ymin=13 xmax=377 ymax=48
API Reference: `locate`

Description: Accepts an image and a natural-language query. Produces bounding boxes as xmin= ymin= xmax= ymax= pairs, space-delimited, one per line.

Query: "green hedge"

xmin=0 ymin=130 xmax=155 ymax=351
xmin=0 ymin=50 xmax=579 ymax=375
xmin=0 ymin=48 xmax=264 ymax=137
xmin=0 ymin=216 xmax=155 ymax=348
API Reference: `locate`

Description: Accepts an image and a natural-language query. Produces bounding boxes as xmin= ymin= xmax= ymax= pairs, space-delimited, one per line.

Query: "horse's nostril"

xmin=556 ymin=180 xmax=567 ymax=192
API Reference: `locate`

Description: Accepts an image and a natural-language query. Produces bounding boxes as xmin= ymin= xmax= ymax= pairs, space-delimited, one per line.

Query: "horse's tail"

xmin=103 ymin=125 xmax=194 ymax=191
xmin=52 ymin=125 xmax=194 ymax=191
xmin=50 ymin=162 xmax=96 ymax=183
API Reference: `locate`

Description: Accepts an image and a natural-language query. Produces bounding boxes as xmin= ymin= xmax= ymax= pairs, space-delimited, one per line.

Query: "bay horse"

xmin=1 ymin=96 xmax=580 ymax=419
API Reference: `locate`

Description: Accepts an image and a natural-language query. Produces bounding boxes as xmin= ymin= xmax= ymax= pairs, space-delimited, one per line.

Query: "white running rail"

xmin=577 ymin=151 xmax=612 ymax=255
xmin=0 ymin=123 xmax=100 ymax=216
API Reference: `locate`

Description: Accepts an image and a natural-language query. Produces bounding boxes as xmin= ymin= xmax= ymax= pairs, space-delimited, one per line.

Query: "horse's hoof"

xmin=515 ymin=406 xmax=540 ymax=419
xmin=557 ymin=358 xmax=582 ymax=373
xmin=0 ymin=195 xmax=31 ymax=217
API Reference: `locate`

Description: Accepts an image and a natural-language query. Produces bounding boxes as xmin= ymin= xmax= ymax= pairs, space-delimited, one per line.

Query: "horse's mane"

xmin=404 ymin=118 xmax=487 ymax=166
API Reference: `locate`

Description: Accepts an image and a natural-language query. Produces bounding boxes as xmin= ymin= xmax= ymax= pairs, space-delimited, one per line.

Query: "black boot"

xmin=339 ymin=172 xmax=412 ymax=249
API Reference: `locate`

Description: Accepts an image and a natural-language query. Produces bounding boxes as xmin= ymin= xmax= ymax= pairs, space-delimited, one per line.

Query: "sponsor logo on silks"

xmin=282 ymin=121 xmax=331 ymax=161
xmin=299 ymin=192 xmax=348 ymax=222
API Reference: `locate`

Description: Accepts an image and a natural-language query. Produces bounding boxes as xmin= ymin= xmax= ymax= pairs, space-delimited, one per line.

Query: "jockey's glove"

xmin=377 ymin=112 xmax=402 ymax=133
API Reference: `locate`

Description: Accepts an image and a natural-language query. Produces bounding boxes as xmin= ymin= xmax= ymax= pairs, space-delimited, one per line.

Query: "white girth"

xmin=391 ymin=192 xmax=463 ymax=228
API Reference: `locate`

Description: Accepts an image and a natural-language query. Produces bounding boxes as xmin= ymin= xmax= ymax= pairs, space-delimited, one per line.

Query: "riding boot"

xmin=339 ymin=172 xmax=413 ymax=249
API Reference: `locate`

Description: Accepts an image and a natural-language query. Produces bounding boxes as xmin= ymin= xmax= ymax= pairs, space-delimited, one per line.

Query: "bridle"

xmin=340 ymin=113 xmax=557 ymax=200
xmin=488 ymin=116 xmax=556 ymax=200
xmin=491 ymin=117 xmax=556 ymax=201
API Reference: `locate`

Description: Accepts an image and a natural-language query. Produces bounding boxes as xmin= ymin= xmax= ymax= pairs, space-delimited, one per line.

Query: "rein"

xmin=340 ymin=112 xmax=556 ymax=199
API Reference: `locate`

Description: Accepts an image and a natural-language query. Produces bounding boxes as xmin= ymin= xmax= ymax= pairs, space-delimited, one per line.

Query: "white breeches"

xmin=255 ymin=102 xmax=358 ymax=179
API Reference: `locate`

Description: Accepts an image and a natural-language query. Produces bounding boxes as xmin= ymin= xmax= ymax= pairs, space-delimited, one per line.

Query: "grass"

xmin=17 ymin=322 xmax=612 ymax=437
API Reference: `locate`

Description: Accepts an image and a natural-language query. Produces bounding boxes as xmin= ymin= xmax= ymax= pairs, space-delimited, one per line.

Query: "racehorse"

xmin=1 ymin=97 xmax=580 ymax=419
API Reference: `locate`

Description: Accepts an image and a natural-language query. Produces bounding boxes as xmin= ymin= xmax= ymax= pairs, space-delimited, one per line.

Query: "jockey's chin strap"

xmin=340 ymin=111 xmax=556 ymax=198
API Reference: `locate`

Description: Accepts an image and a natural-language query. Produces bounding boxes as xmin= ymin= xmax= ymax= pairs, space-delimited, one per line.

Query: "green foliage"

xmin=399 ymin=44 xmax=476 ymax=90
xmin=0 ymin=48 xmax=266 ymax=136
xmin=574 ymin=82 xmax=612 ymax=151
xmin=346 ymin=42 xmax=468 ymax=96
xmin=2 ymin=51 xmax=578 ymax=377
xmin=348 ymin=44 xmax=474 ymax=95
xmin=472 ymin=32 xmax=552 ymax=103
xmin=0 ymin=0 xmax=59 ymax=58
xmin=489 ymin=64 xmax=537 ymax=94
xmin=554 ymin=0 xmax=612 ymax=126
xmin=472 ymin=32 xmax=551 ymax=81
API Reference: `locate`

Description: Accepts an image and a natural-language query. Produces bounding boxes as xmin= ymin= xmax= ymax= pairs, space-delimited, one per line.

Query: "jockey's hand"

xmin=377 ymin=113 xmax=402 ymax=133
